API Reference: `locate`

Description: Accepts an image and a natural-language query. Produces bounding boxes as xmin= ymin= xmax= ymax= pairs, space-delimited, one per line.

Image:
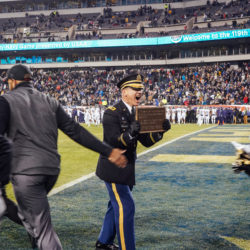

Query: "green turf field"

xmin=57 ymin=124 xmax=215 ymax=187
xmin=6 ymin=124 xmax=215 ymax=199
xmin=2 ymin=124 xmax=250 ymax=250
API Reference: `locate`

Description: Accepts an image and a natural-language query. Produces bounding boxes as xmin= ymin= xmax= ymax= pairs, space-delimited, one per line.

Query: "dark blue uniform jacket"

xmin=96 ymin=101 xmax=163 ymax=186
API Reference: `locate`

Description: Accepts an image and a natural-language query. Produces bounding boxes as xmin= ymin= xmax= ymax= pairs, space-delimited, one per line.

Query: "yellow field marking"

xmin=220 ymin=236 xmax=250 ymax=250
xmin=197 ymin=132 xmax=250 ymax=137
xmin=189 ymin=137 xmax=250 ymax=143
xmin=149 ymin=154 xmax=236 ymax=163
xmin=211 ymin=129 xmax=250 ymax=132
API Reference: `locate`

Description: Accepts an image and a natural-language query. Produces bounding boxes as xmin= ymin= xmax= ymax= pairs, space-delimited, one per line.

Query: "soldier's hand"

xmin=108 ymin=149 xmax=127 ymax=168
xmin=129 ymin=121 xmax=140 ymax=137
xmin=162 ymin=119 xmax=171 ymax=132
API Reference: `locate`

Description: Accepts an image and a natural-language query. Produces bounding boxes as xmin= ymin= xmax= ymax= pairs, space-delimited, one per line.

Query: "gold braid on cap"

xmin=120 ymin=75 xmax=144 ymax=90
xmin=121 ymin=82 xmax=144 ymax=90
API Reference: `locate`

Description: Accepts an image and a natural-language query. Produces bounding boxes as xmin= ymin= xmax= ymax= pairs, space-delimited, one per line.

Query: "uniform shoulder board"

xmin=107 ymin=106 xmax=116 ymax=111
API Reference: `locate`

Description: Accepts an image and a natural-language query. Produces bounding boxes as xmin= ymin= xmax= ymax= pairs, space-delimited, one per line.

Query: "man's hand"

xmin=129 ymin=121 xmax=140 ymax=137
xmin=162 ymin=119 xmax=171 ymax=132
xmin=108 ymin=149 xmax=127 ymax=168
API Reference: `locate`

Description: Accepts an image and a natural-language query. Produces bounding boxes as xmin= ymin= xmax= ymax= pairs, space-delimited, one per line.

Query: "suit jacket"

xmin=96 ymin=101 xmax=163 ymax=186
xmin=2 ymin=82 xmax=112 ymax=176
xmin=0 ymin=135 xmax=11 ymax=186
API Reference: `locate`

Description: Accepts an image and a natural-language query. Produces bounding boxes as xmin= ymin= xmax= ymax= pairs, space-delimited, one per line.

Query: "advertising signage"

xmin=0 ymin=29 xmax=249 ymax=52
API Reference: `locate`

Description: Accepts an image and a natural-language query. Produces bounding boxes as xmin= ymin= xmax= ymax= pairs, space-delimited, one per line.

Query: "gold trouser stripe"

xmin=120 ymin=133 xmax=127 ymax=147
xmin=150 ymin=132 xmax=156 ymax=143
xmin=112 ymin=183 xmax=126 ymax=250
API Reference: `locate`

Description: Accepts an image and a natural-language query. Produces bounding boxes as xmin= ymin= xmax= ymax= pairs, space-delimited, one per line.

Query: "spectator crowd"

xmin=0 ymin=62 xmax=249 ymax=108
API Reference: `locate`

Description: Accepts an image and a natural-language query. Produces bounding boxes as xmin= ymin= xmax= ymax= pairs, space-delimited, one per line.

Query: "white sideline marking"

xmin=137 ymin=126 xmax=216 ymax=158
xmin=48 ymin=173 xmax=95 ymax=197
xmin=49 ymin=125 xmax=216 ymax=196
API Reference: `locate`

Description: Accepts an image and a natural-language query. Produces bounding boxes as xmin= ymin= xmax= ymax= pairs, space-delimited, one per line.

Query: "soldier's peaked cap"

xmin=117 ymin=74 xmax=144 ymax=90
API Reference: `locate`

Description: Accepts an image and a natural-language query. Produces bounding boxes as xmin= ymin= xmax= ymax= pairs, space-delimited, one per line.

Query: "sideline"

xmin=49 ymin=125 xmax=216 ymax=197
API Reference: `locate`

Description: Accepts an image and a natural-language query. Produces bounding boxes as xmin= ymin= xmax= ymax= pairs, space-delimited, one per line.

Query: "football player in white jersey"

xmin=204 ymin=108 xmax=210 ymax=124
xmin=177 ymin=107 xmax=182 ymax=124
xmin=196 ymin=107 xmax=203 ymax=126
xmin=200 ymin=107 xmax=205 ymax=125
xmin=171 ymin=107 xmax=176 ymax=124
xmin=66 ymin=107 xmax=73 ymax=118
xmin=85 ymin=108 xmax=91 ymax=127
xmin=181 ymin=108 xmax=187 ymax=124
xmin=211 ymin=107 xmax=217 ymax=124
xmin=166 ymin=107 xmax=171 ymax=121
xmin=94 ymin=107 xmax=101 ymax=126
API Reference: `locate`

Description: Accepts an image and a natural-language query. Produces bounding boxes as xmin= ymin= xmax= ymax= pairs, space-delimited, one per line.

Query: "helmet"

xmin=6 ymin=64 xmax=32 ymax=81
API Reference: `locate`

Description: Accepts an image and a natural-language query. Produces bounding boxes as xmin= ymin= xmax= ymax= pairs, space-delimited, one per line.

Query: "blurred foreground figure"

xmin=231 ymin=140 xmax=250 ymax=176
xmin=0 ymin=135 xmax=11 ymax=221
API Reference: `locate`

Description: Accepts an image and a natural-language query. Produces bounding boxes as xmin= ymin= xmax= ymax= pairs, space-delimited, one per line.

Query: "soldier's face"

xmin=122 ymin=87 xmax=143 ymax=106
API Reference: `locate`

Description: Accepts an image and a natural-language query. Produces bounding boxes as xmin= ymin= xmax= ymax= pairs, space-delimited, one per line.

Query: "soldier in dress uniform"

xmin=95 ymin=74 xmax=171 ymax=250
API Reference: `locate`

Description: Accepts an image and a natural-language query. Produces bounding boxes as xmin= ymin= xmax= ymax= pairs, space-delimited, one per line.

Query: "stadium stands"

xmin=0 ymin=0 xmax=249 ymax=43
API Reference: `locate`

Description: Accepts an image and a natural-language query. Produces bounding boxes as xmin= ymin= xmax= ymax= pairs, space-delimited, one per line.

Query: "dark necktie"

xmin=131 ymin=106 xmax=135 ymax=121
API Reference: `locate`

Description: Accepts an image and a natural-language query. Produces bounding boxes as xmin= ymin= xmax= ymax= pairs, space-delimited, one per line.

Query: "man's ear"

xmin=122 ymin=88 xmax=127 ymax=97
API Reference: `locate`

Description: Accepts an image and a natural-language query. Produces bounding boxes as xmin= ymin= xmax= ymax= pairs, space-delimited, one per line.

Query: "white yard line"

xmin=137 ymin=126 xmax=216 ymax=158
xmin=49 ymin=125 xmax=216 ymax=196
xmin=48 ymin=172 xmax=95 ymax=197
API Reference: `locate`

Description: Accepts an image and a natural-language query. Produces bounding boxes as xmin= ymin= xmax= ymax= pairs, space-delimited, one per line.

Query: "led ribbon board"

xmin=0 ymin=29 xmax=249 ymax=51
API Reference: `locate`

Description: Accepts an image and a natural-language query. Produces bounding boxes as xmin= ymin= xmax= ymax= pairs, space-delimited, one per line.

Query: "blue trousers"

xmin=98 ymin=182 xmax=135 ymax=250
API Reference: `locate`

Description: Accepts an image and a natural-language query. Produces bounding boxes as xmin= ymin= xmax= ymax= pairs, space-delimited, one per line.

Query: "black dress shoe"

xmin=95 ymin=240 xmax=119 ymax=250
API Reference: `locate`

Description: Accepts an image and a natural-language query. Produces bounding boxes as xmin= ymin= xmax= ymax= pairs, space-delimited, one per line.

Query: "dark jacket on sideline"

xmin=0 ymin=135 xmax=11 ymax=186
xmin=1 ymin=81 xmax=112 ymax=176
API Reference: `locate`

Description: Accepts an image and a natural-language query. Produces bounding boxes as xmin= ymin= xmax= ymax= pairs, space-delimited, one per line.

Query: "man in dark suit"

xmin=0 ymin=135 xmax=25 ymax=226
xmin=95 ymin=74 xmax=171 ymax=250
xmin=0 ymin=64 xmax=127 ymax=250
xmin=0 ymin=135 xmax=11 ymax=221
xmin=0 ymin=134 xmax=38 ymax=248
